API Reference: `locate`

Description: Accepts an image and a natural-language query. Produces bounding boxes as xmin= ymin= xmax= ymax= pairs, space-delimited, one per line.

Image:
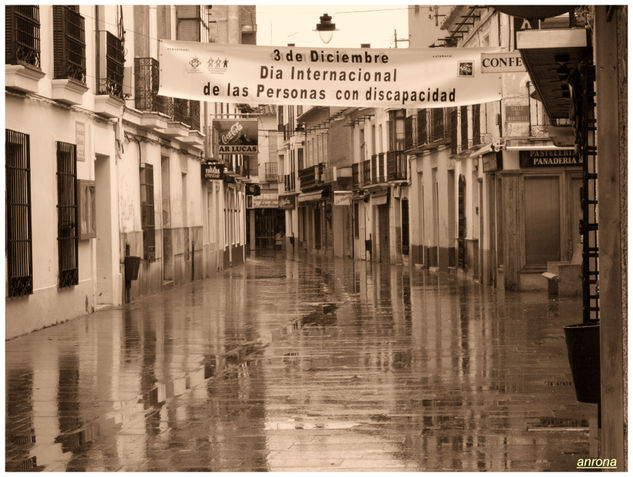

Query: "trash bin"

xmin=124 ymin=256 xmax=141 ymax=281
xmin=563 ymin=322 xmax=600 ymax=403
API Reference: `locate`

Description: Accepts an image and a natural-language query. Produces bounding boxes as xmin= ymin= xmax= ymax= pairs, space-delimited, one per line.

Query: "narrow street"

xmin=6 ymin=253 xmax=596 ymax=471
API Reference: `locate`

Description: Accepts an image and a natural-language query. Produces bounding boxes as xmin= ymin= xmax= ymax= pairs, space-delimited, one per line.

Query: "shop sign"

xmin=481 ymin=52 xmax=526 ymax=73
xmin=482 ymin=151 xmax=503 ymax=172
xmin=505 ymin=105 xmax=530 ymax=122
xmin=333 ymin=192 xmax=352 ymax=206
xmin=278 ymin=195 xmax=296 ymax=209
xmin=159 ymin=40 xmax=503 ymax=108
xmin=519 ymin=149 xmax=580 ymax=168
xmin=251 ymin=194 xmax=278 ymax=208
xmin=201 ymin=161 xmax=224 ymax=180
xmin=213 ymin=119 xmax=258 ymax=154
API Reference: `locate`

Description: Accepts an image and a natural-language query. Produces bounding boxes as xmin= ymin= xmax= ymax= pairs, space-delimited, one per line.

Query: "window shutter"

xmin=404 ymin=115 xmax=413 ymax=150
xmin=417 ymin=110 xmax=427 ymax=145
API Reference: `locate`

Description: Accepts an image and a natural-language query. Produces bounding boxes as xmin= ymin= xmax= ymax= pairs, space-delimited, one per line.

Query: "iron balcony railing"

xmin=98 ymin=31 xmax=124 ymax=98
xmin=284 ymin=174 xmax=296 ymax=192
xmin=352 ymin=162 xmax=360 ymax=189
xmin=387 ymin=150 xmax=406 ymax=181
xmin=6 ymin=6 xmax=41 ymax=68
xmin=53 ymin=6 xmax=86 ymax=83
xmin=134 ymin=57 xmax=173 ymax=116
xmin=362 ymin=160 xmax=371 ymax=186
xmin=298 ymin=163 xmax=324 ymax=191
xmin=264 ymin=162 xmax=278 ymax=182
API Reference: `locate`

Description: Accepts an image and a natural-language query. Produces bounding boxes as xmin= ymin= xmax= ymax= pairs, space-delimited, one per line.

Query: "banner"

xmin=213 ymin=119 xmax=258 ymax=154
xmin=159 ymin=40 xmax=503 ymax=108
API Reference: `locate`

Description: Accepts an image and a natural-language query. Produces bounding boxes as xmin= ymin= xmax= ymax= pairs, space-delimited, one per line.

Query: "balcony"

xmin=362 ymin=160 xmax=371 ymax=186
xmin=371 ymin=153 xmax=386 ymax=184
xmin=298 ymin=163 xmax=324 ymax=191
xmin=352 ymin=163 xmax=360 ymax=189
xmin=51 ymin=6 xmax=88 ymax=105
xmin=95 ymin=31 xmax=125 ymax=117
xmin=387 ymin=150 xmax=407 ymax=181
xmin=264 ymin=162 xmax=278 ymax=182
xmin=5 ymin=6 xmax=45 ymax=94
xmin=284 ymin=174 xmax=296 ymax=192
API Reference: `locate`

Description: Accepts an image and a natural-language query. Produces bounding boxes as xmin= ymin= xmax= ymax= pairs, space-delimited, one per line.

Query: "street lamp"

xmin=315 ymin=13 xmax=337 ymax=44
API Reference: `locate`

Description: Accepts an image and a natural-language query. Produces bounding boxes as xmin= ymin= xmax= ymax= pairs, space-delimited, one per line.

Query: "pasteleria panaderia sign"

xmin=159 ymin=40 xmax=503 ymax=108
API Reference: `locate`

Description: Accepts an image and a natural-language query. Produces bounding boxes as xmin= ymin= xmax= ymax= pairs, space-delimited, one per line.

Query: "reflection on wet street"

xmin=6 ymin=253 xmax=596 ymax=471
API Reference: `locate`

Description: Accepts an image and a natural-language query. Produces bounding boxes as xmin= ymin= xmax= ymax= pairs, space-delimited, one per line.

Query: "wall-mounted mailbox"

xmin=124 ymin=256 xmax=141 ymax=281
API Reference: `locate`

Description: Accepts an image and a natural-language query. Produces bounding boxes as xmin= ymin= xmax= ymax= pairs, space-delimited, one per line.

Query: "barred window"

xmin=460 ymin=106 xmax=469 ymax=150
xmin=52 ymin=5 xmax=86 ymax=83
xmin=472 ymin=104 xmax=481 ymax=146
xmin=57 ymin=141 xmax=78 ymax=288
xmin=6 ymin=130 xmax=33 ymax=297
xmin=417 ymin=109 xmax=427 ymax=145
xmin=141 ymin=164 xmax=156 ymax=261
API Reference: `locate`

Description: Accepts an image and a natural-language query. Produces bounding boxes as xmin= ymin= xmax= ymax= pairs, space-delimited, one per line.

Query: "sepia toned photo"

xmin=4 ymin=3 xmax=627 ymax=472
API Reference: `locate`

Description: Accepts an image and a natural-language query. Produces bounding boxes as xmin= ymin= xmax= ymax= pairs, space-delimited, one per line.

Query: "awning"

xmin=505 ymin=144 xmax=575 ymax=151
xmin=298 ymin=189 xmax=326 ymax=203
xmin=515 ymin=28 xmax=590 ymax=120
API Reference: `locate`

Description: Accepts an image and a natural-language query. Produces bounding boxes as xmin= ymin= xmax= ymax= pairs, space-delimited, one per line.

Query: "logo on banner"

xmin=208 ymin=56 xmax=229 ymax=74
xmin=187 ymin=57 xmax=202 ymax=72
xmin=458 ymin=62 xmax=473 ymax=76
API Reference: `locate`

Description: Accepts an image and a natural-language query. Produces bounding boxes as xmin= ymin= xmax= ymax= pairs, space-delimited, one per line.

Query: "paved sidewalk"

xmin=6 ymin=253 xmax=597 ymax=471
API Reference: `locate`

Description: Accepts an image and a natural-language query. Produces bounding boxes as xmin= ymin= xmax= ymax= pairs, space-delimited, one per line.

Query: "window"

xmin=176 ymin=5 xmax=202 ymax=41
xmin=359 ymin=127 xmax=366 ymax=163
xmin=53 ymin=6 xmax=86 ymax=83
xmin=371 ymin=125 xmax=376 ymax=155
xmin=472 ymin=104 xmax=481 ymax=146
xmin=460 ymin=106 xmax=469 ymax=150
xmin=5 ymin=6 xmax=41 ymax=68
xmin=431 ymin=108 xmax=445 ymax=142
xmin=6 ymin=130 xmax=33 ymax=297
xmin=449 ymin=108 xmax=458 ymax=154
xmin=404 ymin=115 xmax=413 ymax=150
xmin=524 ymin=177 xmax=560 ymax=267
xmin=354 ymin=202 xmax=359 ymax=239
xmin=389 ymin=109 xmax=406 ymax=150
xmin=417 ymin=109 xmax=427 ymax=145
xmin=98 ymin=30 xmax=124 ymax=98
xmin=141 ymin=164 xmax=156 ymax=261
xmin=57 ymin=141 xmax=78 ymax=288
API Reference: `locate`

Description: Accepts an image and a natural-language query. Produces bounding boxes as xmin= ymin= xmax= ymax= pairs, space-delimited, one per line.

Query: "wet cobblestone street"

xmin=6 ymin=253 xmax=597 ymax=471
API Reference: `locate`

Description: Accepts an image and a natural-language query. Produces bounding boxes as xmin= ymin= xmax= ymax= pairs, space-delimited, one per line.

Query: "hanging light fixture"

xmin=315 ymin=13 xmax=337 ymax=44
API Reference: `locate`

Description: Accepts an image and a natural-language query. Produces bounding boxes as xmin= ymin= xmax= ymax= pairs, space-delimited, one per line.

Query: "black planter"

xmin=563 ymin=322 xmax=600 ymax=403
xmin=124 ymin=256 xmax=141 ymax=281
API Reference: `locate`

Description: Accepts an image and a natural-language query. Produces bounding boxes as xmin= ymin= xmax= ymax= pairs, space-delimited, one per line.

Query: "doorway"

xmin=458 ymin=174 xmax=466 ymax=268
xmin=95 ymin=154 xmax=113 ymax=307
xmin=161 ymin=155 xmax=173 ymax=282
xmin=378 ymin=203 xmax=390 ymax=263
xmin=314 ymin=206 xmax=321 ymax=249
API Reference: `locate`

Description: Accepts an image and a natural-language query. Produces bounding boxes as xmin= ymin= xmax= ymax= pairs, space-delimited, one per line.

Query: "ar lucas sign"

xmin=213 ymin=119 xmax=258 ymax=154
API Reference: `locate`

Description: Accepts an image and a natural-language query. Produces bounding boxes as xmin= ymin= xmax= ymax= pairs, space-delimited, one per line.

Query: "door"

xmin=161 ymin=155 xmax=173 ymax=281
xmin=458 ymin=174 xmax=466 ymax=268
xmin=378 ymin=203 xmax=390 ymax=263
xmin=314 ymin=206 xmax=321 ymax=249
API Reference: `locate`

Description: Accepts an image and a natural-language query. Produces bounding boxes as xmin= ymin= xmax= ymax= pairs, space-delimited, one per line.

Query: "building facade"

xmin=5 ymin=5 xmax=255 ymax=338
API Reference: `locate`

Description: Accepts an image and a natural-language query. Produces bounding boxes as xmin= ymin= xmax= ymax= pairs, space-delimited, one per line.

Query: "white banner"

xmin=159 ymin=40 xmax=503 ymax=108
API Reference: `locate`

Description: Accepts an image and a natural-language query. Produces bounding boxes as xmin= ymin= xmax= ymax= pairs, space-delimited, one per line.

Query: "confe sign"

xmin=159 ymin=40 xmax=503 ymax=108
